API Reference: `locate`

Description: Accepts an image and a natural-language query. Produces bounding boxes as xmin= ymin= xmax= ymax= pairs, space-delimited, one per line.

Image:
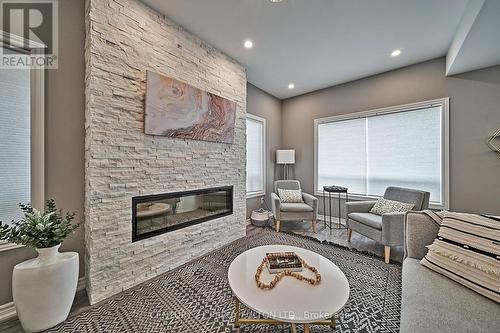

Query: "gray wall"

xmin=282 ymin=58 xmax=500 ymax=216
xmin=246 ymin=84 xmax=282 ymax=218
xmin=0 ymin=0 xmax=85 ymax=305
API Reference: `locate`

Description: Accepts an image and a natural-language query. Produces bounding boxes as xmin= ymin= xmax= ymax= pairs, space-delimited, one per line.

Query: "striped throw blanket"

xmin=420 ymin=211 xmax=500 ymax=303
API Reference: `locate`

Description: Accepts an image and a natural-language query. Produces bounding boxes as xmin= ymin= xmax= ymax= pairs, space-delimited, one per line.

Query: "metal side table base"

xmin=322 ymin=185 xmax=349 ymax=233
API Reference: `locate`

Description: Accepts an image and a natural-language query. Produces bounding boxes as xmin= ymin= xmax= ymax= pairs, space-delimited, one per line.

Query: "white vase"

xmin=13 ymin=244 xmax=79 ymax=332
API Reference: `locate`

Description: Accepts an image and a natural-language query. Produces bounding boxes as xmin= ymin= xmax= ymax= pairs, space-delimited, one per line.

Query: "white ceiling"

xmin=141 ymin=0 xmax=470 ymax=99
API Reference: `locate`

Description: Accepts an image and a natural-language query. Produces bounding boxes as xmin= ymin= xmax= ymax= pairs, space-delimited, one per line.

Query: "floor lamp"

xmin=276 ymin=149 xmax=295 ymax=180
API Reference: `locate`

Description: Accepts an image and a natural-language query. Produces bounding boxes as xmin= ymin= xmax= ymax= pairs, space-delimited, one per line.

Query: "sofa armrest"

xmin=381 ymin=212 xmax=406 ymax=246
xmin=346 ymin=201 xmax=377 ymax=214
xmin=404 ymin=211 xmax=440 ymax=260
xmin=271 ymin=193 xmax=281 ymax=220
xmin=302 ymin=192 xmax=318 ymax=219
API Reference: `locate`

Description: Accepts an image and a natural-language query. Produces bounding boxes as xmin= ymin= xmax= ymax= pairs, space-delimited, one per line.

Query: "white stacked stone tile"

xmin=85 ymin=0 xmax=247 ymax=304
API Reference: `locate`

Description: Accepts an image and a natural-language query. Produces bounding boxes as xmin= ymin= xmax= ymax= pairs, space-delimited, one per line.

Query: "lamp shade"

xmin=276 ymin=149 xmax=295 ymax=164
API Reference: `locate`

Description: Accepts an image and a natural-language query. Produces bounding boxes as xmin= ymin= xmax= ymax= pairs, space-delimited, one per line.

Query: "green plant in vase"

xmin=0 ymin=199 xmax=81 ymax=332
xmin=0 ymin=199 xmax=80 ymax=248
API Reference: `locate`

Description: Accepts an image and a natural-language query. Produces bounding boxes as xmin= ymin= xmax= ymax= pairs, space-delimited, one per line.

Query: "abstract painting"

xmin=145 ymin=71 xmax=236 ymax=143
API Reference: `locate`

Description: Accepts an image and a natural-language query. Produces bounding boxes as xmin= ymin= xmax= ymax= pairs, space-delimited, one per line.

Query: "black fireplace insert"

xmin=132 ymin=186 xmax=233 ymax=242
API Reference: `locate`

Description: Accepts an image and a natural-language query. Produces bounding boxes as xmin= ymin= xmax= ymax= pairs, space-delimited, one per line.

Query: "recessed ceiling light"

xmin=391 ymin=49 xmax=401 ymax=57
xmin=288 ymin=83 xmax=295 ymax=89
xmin=269 ymin=0 xmax=285 ymax=2
xmin=244 ymin=40 xmax=253 ymax=49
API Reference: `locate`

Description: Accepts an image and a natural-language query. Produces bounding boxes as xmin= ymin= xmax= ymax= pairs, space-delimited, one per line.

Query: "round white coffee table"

xmin=228 ymin=245 xmax=350 ymax=333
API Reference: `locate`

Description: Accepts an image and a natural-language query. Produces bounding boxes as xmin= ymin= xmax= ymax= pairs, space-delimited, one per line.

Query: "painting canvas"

xmin=145 ymin=71 xmax=236 ymax=143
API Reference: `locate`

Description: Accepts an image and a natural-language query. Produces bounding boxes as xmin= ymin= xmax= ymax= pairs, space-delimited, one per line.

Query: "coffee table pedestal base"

xmin=234 ymin=298 xmax=335 ymax=332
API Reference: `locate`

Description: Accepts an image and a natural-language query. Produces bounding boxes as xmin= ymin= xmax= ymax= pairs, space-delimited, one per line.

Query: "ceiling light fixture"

xmin=288 ymin=83 xmax=295 ymax=89
xmin=244 ymin=40 xmax=253 ymax=49
xmin=269 ymin=0 xmax=285 ymax=2
xmin=391 ymin=49 xmax=401 ymax=57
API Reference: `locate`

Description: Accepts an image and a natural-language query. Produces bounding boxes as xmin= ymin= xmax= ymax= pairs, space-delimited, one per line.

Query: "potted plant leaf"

xmin=0 ymin=199 xmax=80 ymax=332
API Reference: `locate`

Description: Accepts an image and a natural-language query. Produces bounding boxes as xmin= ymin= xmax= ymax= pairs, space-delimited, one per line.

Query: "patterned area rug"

xmin=46 ymin=228 xmax=401 ymax=333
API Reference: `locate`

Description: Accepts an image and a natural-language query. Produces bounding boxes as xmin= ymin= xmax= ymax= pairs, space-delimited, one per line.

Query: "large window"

xmin=246 ymin=114 xmax=266 ymax=198
xmin=0 ymin=37 xmax=44 ymax=251
xmin=314 ymin=98 xmax=449 ymax=209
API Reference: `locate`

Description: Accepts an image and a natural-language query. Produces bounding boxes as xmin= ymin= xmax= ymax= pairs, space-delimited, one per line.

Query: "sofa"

xmin=401 ymin=211 xmax=500 ymax=332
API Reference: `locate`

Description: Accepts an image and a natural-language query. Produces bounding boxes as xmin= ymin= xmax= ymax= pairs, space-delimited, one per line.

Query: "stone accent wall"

xmin=85 ymin=0 xmax=247 ymax=304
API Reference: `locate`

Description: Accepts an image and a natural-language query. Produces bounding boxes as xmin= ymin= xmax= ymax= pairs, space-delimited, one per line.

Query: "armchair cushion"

xmin=348 ymin=212 xmax=382 ymax=230
xmin=278 ymin=189 xmax=304 ymax=203
xmin=280 ymin=202 xmax=314 ymax=212
xmin=370 ymin=198 xmax=414 ymax=215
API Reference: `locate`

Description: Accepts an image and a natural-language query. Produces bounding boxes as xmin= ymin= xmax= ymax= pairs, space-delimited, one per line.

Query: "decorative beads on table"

xmin=255 ymin=253 xmax=321 ymax=290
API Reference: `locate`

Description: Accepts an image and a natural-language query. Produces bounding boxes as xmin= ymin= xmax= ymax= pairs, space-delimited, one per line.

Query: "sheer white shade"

xmin=246 ymin=116 xmax=266 ymax=196
xmin=0 ymin=59 xmax=31 ymax=225
xmin=276 ymin=149 xmax=295 ymax=164
xmin=318 ymin=118 xmax=366 ymax=194
xmin=316 ymin=102 xmax=447 ymax=208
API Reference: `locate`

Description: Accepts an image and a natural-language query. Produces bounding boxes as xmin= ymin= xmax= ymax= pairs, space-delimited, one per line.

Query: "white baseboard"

xmin=0 ymin=276 xmax=86 ymax=323
xmin=0 ymin=302 xmax=16 ymax=322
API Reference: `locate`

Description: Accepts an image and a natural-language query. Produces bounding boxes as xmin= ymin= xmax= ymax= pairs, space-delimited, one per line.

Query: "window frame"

xmin=0 ymin=31 xmax=45 ymax=252
xmin=246 ymin=113 xmax=267 ymax=199
xmin=314 ymin=97 xmax=450 ymax=210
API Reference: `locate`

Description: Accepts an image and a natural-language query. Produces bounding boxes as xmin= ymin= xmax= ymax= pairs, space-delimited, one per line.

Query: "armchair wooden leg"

xmin=347 ymin=228 xmax=352 ymax=242
xmin=384 ymin=245 xmax=391 ymax=264
xmin=311 ymin=219 xmax=316 ymax=233
xmin=275 ymin=220 xmax=280 ymax=233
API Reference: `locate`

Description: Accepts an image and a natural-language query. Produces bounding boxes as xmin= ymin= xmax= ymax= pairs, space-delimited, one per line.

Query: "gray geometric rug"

xmin=46 ymin=228 xmax=401 ymax=333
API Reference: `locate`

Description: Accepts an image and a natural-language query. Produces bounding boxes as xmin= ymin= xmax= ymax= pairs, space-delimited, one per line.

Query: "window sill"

xmin=0 ymin=241 xmax=24 ymax=253
xmin=315 ymin=192 xmax=448 ymax=210
xmin=314 ymin=192 xmax=376 ymax=201
xmin=246 ymin=192 xmax=265 ymax=199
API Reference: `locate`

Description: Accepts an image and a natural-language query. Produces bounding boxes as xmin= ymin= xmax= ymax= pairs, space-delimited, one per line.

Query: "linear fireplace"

xmin=132 ymin=186 xmax=233 ymax=242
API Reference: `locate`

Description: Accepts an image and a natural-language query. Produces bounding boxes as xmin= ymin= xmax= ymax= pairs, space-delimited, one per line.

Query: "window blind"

xmin=317 ymin=105 xmax=444 ymax=206
xmin=318 ymin=118 xmax=367 ymax=194
xmin=246 ymin=117 xmax=265 ymax=195
xmin=0 ymin=60 xmax=31 ymax=225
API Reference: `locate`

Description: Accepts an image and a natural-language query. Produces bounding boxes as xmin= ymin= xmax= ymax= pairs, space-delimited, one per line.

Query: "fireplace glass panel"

xmin=132 ymin=186 xmax=233 ymax=241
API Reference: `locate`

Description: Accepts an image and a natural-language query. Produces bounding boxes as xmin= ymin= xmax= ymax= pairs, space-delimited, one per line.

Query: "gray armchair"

xmin=346 ymin=186 xmax=430 ymax=263
xmin=271 ymin=180 xmax=318 ymax=233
